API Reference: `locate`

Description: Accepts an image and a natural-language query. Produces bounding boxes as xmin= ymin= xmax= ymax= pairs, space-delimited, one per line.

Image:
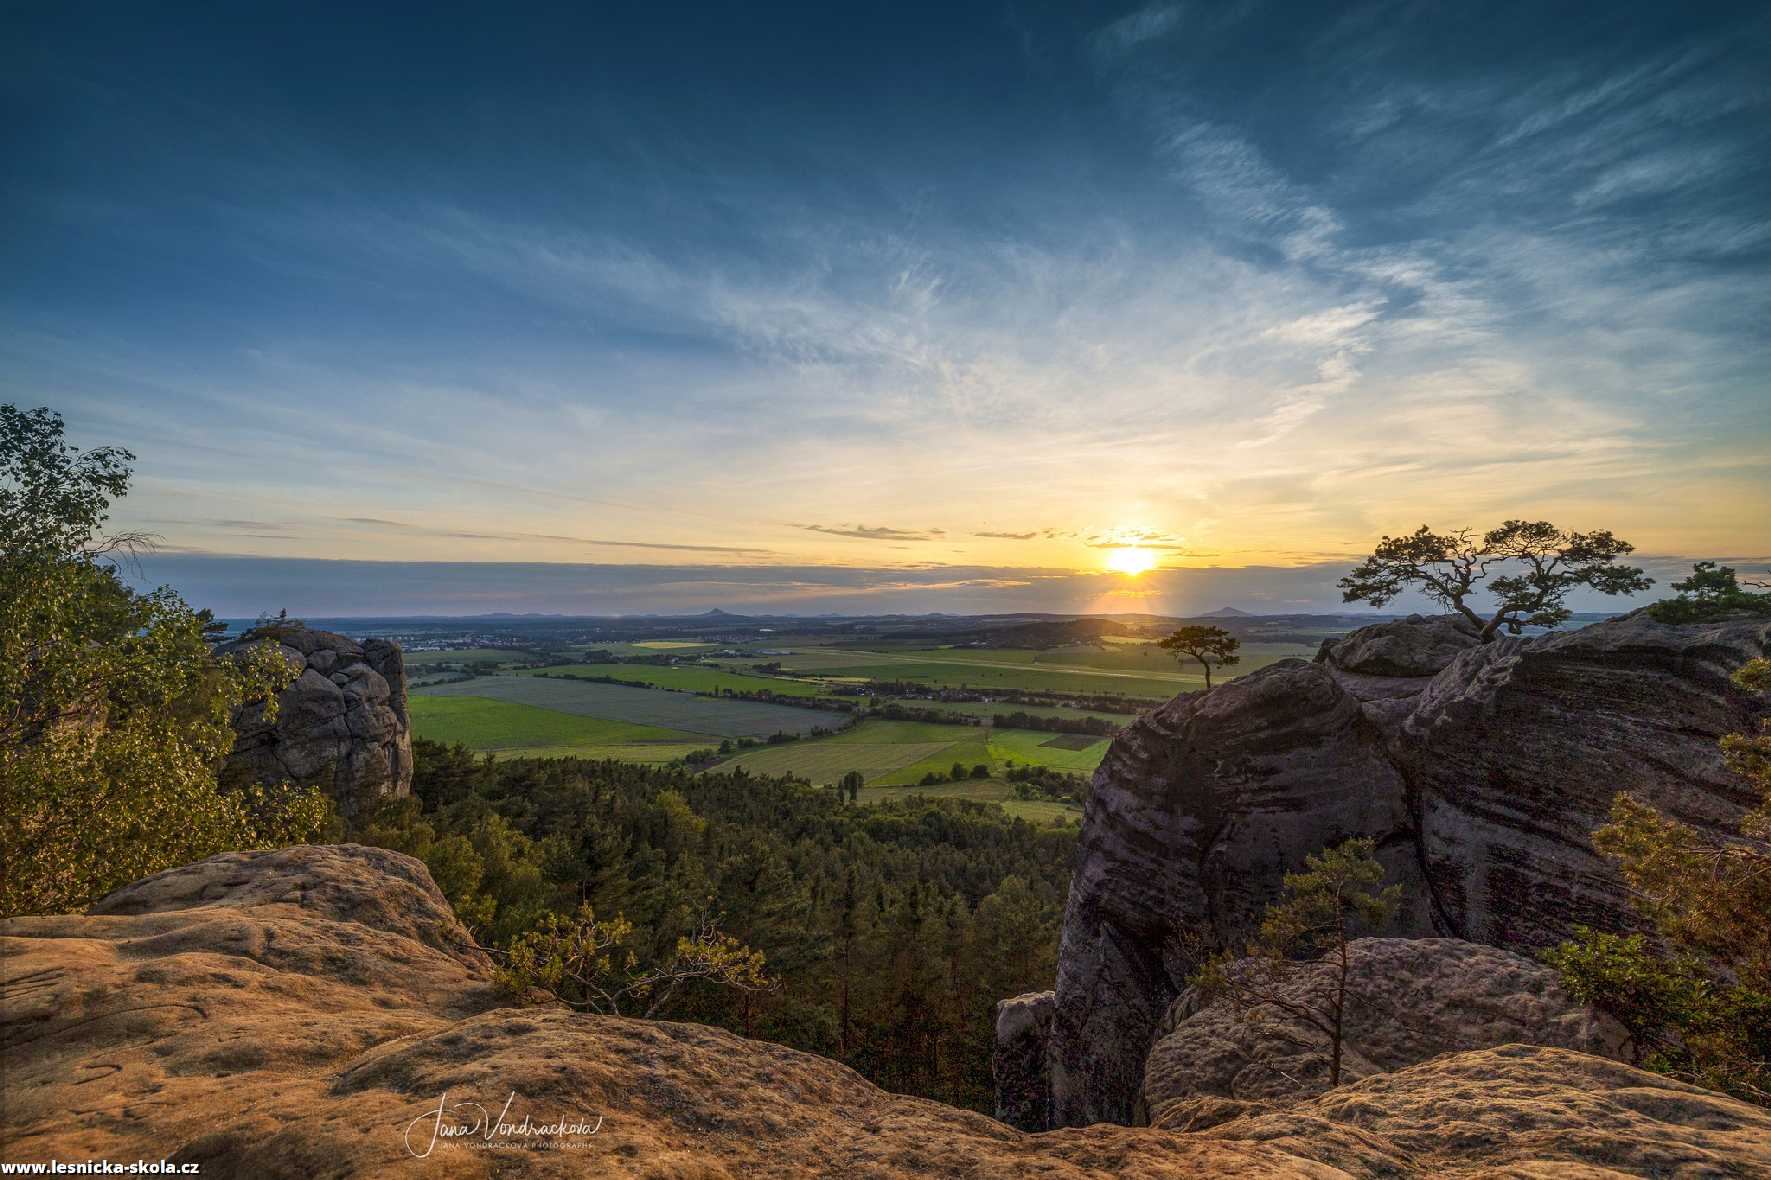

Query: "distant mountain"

xmin=1198 ymin=606 xmax=1254 ymax=618
xmin=466 ymin=611 xmax=568 ymax=619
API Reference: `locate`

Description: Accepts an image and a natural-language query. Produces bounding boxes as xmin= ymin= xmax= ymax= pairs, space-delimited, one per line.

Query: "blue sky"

xmin=4 ymin=1 xmax=1768 ymax=615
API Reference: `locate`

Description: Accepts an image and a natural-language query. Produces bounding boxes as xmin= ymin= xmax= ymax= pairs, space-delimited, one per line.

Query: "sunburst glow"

xmin=1105 ymin=547 xmax=1157 ymax=576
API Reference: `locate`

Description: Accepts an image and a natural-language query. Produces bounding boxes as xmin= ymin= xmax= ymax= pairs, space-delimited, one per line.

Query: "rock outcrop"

xmin=994 ymin=990 xmax=1056 ymax=1131
xmin=218 ymin=626 xmax=412 ymax=815
xmin=6 ymin=846 xmax=1769 ymax=1177
xmin=1142 ymin=937 xmax=1629 ymax=1127
xmin=1036 ymin=610 xmax=1769 ymax=1127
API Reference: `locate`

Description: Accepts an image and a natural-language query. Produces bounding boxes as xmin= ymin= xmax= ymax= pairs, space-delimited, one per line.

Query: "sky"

xmin=4 ymin=1 xmax=1768 ymax=616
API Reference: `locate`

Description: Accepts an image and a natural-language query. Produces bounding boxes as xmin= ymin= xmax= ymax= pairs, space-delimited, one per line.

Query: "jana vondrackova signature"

xmin=403 ymin=1090 xmax=604 ymax=1158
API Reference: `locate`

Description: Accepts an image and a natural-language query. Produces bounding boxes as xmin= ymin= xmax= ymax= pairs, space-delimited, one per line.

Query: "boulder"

xmin=1036 ymin=611 xmax=1769 ymax=1127
xmin=1142 ymin=937 xmax=1628 ymax=1126
xmin=1317 ymin=613 xmax=1482 ymax=677
xmin=6 ymin=846 xmax=1768 ymax=1177
xmin=218 ymin=625 xmax=412 ymax=815
xmin=993 ymin=991 xmax=1055 ymax=1130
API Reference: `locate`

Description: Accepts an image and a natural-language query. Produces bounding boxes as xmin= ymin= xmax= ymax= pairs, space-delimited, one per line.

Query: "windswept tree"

xmin=1338 ymin=520 xmax=1652 ymax=641
xmin=1194 ymin=837 xmax=1402 ymax=1089
xmin=1160 ymin=625 xmax=1241 ymax=689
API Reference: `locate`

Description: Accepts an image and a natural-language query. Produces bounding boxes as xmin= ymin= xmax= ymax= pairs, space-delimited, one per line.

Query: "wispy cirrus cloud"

xmin=10 ymin=0 xmax=1766 ymax=599
xmin=337 ymin=517 xmax=776 ymax=557
xmin=795 ymin=523 xmax=946 ymax=542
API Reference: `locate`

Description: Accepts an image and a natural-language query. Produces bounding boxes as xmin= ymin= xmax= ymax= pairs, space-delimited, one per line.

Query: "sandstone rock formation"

xmin=5 ymin=846 xmax=1768 ymax=1177
xmin=1142 ymin=937 xmax=1629 ymax=1127
xmin=994 ymin=990 xmax=1055 ymax=1131
xmin=1036 ymin=610 xmax=1769 ymax=1127
xmin=217 ymin=625 xmax=412 ymax=815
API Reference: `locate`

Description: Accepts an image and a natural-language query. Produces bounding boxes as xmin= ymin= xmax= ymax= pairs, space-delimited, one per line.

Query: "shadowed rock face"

xmin=1039 ymin=611 xmax=1769 ymax=1128
xmin=5 ymin=846 xmax=1768 ymax=1177
xmin=218 ymin=626 xmax=412 ymax=816
xmin=1142 ymin=937 xmax=1628 ymax=1128
xmin=994 ymin=991 xmax=1056 ymax=1131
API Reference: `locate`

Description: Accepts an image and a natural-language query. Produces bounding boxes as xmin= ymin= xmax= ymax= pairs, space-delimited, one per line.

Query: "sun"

xmin=1105 ymin=547 xmax=1157 ymax=576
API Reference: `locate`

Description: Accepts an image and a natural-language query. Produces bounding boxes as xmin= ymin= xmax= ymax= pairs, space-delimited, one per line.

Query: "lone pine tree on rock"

xmin=1338 ymin=520 xmax=1652 ymax=641
xmin=1193 ymin=837 xmax=1403 ymax=1089
xmin=1160 ymin=625 xmax=1241 ymax=688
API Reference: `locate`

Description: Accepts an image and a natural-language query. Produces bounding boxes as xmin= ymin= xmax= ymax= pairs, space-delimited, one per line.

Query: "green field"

xmin=404 ymin=648 xmax=527 ymax=666
xmin=712 ymin=718 xmax=1109 ymax=787
xmin=706 ymin=646 xmax=1191 ymax=695
xmin=806 ymin=658 xmax=1187 ymax=696
xmin=858 ymin=778 xmax=1080 ymax=826
xmin=872 ymin=733 xmax=995 ymax=786
xmin=534 ymin=663 xmax=825 ymax=697
xmin=913 ymin=699 xmax=1133 ymax=724
xmin=491 ymin=741 xmax=712 ymax=764
xmin=716 ymin=641 xmax=1318 ymax=698
xmin=1039 ymin=733 xmax=1102 ymax=750
xmin=409 ymin=694 xmax=709 ymax=754
xmin=571 ymin=641 xmax=722 ymax=657
xmin=415 ymin=674 xmax=844 ymax=738
xmin=988 ymin=728 xmax=1110 ymax=771
xmin=706 ymin=736 xmax=959 ymax=783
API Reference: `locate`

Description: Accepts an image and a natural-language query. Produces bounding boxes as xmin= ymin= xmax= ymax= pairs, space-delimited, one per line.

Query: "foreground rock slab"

xmin=4 ymin=845 xmax=1768 ymax=1177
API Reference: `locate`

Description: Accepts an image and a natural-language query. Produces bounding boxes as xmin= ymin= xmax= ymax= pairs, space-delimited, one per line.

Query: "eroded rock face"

xmin=1142 ymin=937 xmax=1628 ymax=1127
xmin=1042 ymin=611 xmax=1769 ymax=1127
xmin=5 ymin=846 xmax=1768 ymax=1177
xmin=218 ymin=626 xmax=411 ymax=815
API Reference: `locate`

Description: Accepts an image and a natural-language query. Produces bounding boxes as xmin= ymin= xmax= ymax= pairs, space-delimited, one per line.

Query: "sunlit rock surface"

xmin=8 ymin=845 xmax=1768 ymax=1176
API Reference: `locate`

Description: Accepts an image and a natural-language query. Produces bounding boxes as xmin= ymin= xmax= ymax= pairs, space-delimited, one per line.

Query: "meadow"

xmin=713 ymin=718 xmax=1110 ymax=790
xmin=404 ymin=647 xmax=531 ymax=666
xmin=407 ymin=695 xmax=711 ymax=761
xmin=913 ymin=699 xmax=1130 ymax=724
xmin=780 ymin=654 xmax=1188 ymax=696
xmin=534 ymin=662 xmax=826 ymax=697
xmin=414 ymin=675 xmax=844 ymax=738
xmin=403 ymin=631 xmax=1309 ymax=822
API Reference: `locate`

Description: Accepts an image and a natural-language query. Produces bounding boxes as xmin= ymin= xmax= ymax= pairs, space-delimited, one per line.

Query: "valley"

xmin=390 ymin=612 xmax=1343 ymax=825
